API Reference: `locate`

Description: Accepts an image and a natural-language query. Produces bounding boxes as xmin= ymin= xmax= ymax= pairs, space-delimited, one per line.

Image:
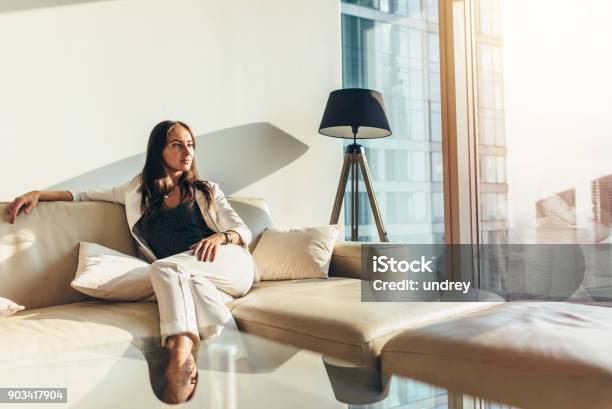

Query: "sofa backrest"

xmin=225 ymin=197 xmax=274 ymax=252
xmin=0 ymin=197 xmax=273 ymax=310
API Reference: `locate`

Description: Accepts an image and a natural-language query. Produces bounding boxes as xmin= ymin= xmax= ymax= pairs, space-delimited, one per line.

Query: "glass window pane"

xmin=426 ymin=0 xmax=438 ymax=23
xmin=474 ymin=0 xmax=612 ymax=304
xmin=341 ymin=1 xmax=443 ymax=243
xmin=431 ymin=152 xmax=443 ymax=182
xmin=430 ymin=101 xmax=441 ymax=141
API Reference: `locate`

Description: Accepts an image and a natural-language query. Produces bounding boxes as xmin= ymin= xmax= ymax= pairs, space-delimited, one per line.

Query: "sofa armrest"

xmin=329 ymin=241 xmax=367 ymax=280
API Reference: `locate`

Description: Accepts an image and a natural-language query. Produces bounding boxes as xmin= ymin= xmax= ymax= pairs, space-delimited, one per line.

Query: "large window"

xmin=471 ymin=0 xmax=612 ymax=303
xmin=340 ymin=0 xmax=611 ymax=303
xmin=341 ymin=0 xmax=444 ymax=244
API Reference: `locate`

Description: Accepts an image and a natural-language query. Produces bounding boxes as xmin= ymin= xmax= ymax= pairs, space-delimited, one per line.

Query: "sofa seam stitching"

xmin=235 ymin=316 xmax=367 ymax=348
xmin=228 ymin=280 xmax=357 ymax=310
xmin=380 ymin=350 xmax=612 ymax=380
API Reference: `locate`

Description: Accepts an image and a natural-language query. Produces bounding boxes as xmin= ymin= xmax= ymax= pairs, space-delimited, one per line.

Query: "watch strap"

xmin=223 ymin=231 xmax=233 ymax=244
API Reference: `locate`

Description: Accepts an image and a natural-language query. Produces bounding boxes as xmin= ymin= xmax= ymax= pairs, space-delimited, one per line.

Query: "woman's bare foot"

xmin=162 ymin=334 xmax=199 ymax=403
xmin=166 ymin=334 xmax=195 ymax=358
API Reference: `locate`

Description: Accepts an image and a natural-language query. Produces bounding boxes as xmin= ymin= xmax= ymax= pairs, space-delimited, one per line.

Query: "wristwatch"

xmin=223 ymin=231 xmax=233 ymax=245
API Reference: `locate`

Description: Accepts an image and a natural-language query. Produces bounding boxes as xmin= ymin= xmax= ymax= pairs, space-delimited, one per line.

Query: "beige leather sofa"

xmin=2 ymin=198 xmax=611 ymax=408
xmin=0 ymin=198 xmax=491 ymax=368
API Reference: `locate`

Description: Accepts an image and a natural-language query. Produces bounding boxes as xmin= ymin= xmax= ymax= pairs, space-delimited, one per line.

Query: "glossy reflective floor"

xmin=0 ymin=327 xmax=517 ymax=408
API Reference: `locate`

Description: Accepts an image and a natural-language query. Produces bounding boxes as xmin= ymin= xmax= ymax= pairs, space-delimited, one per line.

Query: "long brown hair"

xmin=139 ymin=120 xmax=214 ymax=220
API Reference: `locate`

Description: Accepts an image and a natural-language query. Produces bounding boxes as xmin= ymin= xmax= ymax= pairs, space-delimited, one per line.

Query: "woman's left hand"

xmin=190 ymin=233 xmax=226 ymax=262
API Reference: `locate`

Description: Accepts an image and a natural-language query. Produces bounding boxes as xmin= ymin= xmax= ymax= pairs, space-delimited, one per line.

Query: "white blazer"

xmin=69 ymin=173 xmax=253 ymax=264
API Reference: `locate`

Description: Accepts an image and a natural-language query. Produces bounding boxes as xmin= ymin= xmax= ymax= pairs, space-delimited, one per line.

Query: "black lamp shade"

xmin=318 ymin=88 xmax=392 ymax=139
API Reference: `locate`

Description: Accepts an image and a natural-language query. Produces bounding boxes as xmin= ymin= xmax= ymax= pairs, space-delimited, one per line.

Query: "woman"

xmin=6 ymin=120 xmax=255 ymax=403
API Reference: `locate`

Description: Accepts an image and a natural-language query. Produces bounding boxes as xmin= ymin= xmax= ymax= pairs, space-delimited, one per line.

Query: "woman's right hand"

xmin=7 ymin=191 xmax=40 ymax=224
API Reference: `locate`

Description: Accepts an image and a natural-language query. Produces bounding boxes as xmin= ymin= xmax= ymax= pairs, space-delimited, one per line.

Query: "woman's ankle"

xmin=166 ymin=333 xmax=197 ymax=357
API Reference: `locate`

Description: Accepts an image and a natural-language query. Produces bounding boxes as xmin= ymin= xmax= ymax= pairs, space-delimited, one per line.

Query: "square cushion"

xmin=71 ymin=242 xmax=155 ymax=301
xmin=252 ymin=225 xmax=342 ymax=280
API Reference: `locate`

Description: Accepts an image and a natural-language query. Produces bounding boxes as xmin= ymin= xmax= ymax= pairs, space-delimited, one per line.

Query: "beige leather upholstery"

xmin=0 ymin=198 xmax=272 ymax=310
xmin=0 ymin=198 xmax=381 ymax=361
xmin=0 ymin=197 xmax=497 ymax=373
xmin=381 ymin=302 xmax=612 ymax=409
xmin=2 ymin=198 xmax=610 ymax=405
xmin=0 ymin=301 xmax=160 ymax=365
xmin=227 ymin=278 xmax=495 ymax=367
xmin=222 ymin=197 xmax=273 ymax=252
xmin=328 ymin=240 xmax=364 ymax=280
xmin=0 ymin=202 xmax=138 ymax=310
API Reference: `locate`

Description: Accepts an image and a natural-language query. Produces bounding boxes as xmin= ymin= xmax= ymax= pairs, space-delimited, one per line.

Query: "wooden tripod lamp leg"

xmin=357 ymin=150 xmax=389 ymax=242
xmin=330 ymin=148 xmax=353 ymax=225
xmin=351 ymin=151 xmax=359 ymax=240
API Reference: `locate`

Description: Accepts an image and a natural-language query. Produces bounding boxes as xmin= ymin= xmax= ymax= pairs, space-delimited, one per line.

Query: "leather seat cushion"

xmin=381 ymin=302 xmax=612 ymax=409
xmin=0 ymin=301 xmax=160 ymax=366
xmin=227 ymin=277 xmax=496 ymax=367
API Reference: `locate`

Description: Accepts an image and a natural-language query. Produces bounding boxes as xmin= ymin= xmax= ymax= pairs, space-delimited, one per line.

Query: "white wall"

xmin=0 ymin=0 xmax=343 ymax=229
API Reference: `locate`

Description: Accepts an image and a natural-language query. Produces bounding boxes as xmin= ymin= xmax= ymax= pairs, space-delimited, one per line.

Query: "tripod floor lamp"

xmin=318 ymin=88 xmax=392 ymax=242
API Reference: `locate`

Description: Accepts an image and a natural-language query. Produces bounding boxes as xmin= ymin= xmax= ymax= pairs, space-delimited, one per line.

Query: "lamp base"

xmin=330 ymin=143 xmax=389 ymax=242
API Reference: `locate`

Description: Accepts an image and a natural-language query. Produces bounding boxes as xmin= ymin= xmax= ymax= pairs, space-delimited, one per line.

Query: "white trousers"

xmin=149 ymin=244 xmax=255 ymax=348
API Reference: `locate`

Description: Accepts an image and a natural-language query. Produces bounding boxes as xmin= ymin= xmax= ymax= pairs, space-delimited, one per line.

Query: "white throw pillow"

xmin=71 ymin=242 xmax=155 ymax=301
xmin=252 ymin=225 xmax=342 ymax=280
xmin=0 ymin=296 xmax=25 ymax=317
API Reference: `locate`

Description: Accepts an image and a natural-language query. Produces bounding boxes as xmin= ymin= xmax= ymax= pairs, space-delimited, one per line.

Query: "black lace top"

xmin=136 ymin=199 xmax=216 ymax=259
